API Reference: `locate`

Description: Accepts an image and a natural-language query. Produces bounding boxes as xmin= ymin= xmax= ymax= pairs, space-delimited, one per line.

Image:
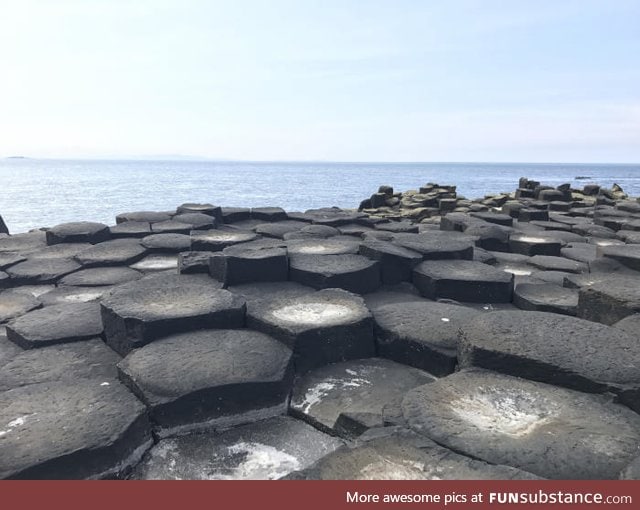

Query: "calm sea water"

xmin=1 ymin=159 xmax=638 ymax=233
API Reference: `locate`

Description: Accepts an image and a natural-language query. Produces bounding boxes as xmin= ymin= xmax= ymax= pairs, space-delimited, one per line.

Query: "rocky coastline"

xmin=1 ymin=177 xmax=640 ymax=480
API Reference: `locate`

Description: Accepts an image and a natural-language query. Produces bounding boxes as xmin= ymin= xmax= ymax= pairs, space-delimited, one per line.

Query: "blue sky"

xmin=1 ymin=0 xmax=639 ymax=162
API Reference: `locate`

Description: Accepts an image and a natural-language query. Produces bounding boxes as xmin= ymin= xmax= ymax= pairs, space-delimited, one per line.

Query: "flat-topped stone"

xmin=393 ymin=232 xmax=474 ymax=260
xmin=150 ymin=220 xmax=192 ymax=234
xmin=75 ymin=239 xmax=147 ymax=267
xmin=177 ymin=251 xmax=210 ymax=274
xmin=287 ymin=238 xmax=359 ymax=256
xmin=177 ymin=203 xmax=222 ymax=222
xmin=132 ymin=416 xmax=343 ymax=480
xmin=359 ymin=240 xmax=422 ymax=285
xmin=210 ymin=245 xmax=288 ymax=286
xmin=513 ymin=283 xmax=578 ymax=315
xmin=6 ymin=302 xmax=104 ymax=349
xmin=0 ymin=379 xmax=151 ymax=479
xmin=413 ymin=260 xmax=513 ymax=303
xmin=526 ymin=255 xmax=587 ymax=274
xmin=373 ymin=301 xmax=481 ymax=375
xmin=141 ymin=233 xmax=191 ymax=253
xmin=0 ymin=290 xmax=41 ymax=323
xmin=286 ymin=428 xmax=538 ymax=480
xmin=458 ymin=311 xmax=640 ymax=401
xmin=613 ymin=314 xmax=640 ymax=340
xmin=118 ymin=328 xmax=292 ymax=435
xmin=191 ymin=228 xmax=259 ymax=251
xmin=39 ymin=285 xmax=113 ymax=306
xmin=28 ymin=243 xmax=92 ymax=260
xmin=221 ymin=207 xmax=251 ymax=223
xmin=46 ymin=222 xmax=110 ymax=245
xmin=59 ymin=267 xmax=142 ymax=287
xmin=289 ymin=254 xmax=380 ymax=294
xmin=0 ymin=231 xmax=47 ymax=253
xmin=290 ymin=358 xmax=434 ymax=436
xmin=0 ymin=253 xmax=26 ymax=271
xmin=172 ymin=212 xmax=217 ymax=230
xmin=577 ymin=274 xmax=640 ymax=325
xmin=6 ymin=258 xmax=82 ymax=284
xmin=284 ymin=224 xmax=340 ymax=240
xmin=247 ymin=289 xmax=374 ymax=373
xmin=229 ymin=281 xmax=315 ymax=308
xmin=129 ymin=254 xmax=178 ymax=272
xmin=402 ymin=369 xmax=640 ymax=479
xmin=509 ymin=233 xmax=562 ymax=256
xmin=251 ymin=207 xmax=287 ymax=222
xmin=599 ymin=244 xmax=640 ymax=271
xmin=115 ymin=211 xmax=171 ymax=224
xmin=101 ymin=281 xmax=245 ymax=355
xmin=0 ymin=338 xmax=120 ymax=391
xmin=255 ymin=221 xmax=308 ymax=239
xmin=109 ymin=221 xmax=151 ymax=239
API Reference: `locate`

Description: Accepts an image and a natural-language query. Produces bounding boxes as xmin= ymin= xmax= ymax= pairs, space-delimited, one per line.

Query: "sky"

xmin=0 ymin=0 xmax=639 ymax=162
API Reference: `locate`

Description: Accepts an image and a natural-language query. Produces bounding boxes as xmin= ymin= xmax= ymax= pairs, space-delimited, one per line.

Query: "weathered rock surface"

xmin=46 ymin=222 xmax=110 ymax=245
xmin=289 ymin=254 xmax=380 ymax=294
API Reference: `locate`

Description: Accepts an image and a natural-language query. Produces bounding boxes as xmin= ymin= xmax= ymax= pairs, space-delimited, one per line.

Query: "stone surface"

xmin=290 ymin=358 xmax=434 ymax=436
xmin=141 ymin=233 xmax=191 ymax=253
xmin=247 ymin=289 xmax=374 ymax=373
xmin=412 ymin=260 xmax=514 ymax=303
xmin=0 ymin=231 xmax=47 ymax=253
xmin=613 ymin=314 xmax=640 ymax=339
xmin=38 ymin=285 xmax=113 ymax=306
xmin=509 ymin=233 xmax=562 ymax=256
xmin=129 ymin=254 xmax=178 ymax=272
xmin=46 ymin=222 xmax=110 ymax=245
xmin=132 ymin=416 xmax=343 ymax=480
xmin=75 ymin=239 xmax=147 ymax=267
xmin=0 ymin=379 xmax=151 ymax=479
xmin=402 ymin=369 xmax=640 ymax=479
xmin=359 ymin=240 xmax=422 ymax=284
xmin=116 ymin=211 xmax=171 ymax=224
xmin=172 ymin=213 xmax=217 ymax=230
xmin=526 ymin=255 xmax=587 ymax=274
xmin=59 ymin=267 xmax=142 ymax=287
xmin=393 ymin=232 xmax=474 ymax=260
xmin=6 ymin=302 xmax=104 ymax=349
xmin=287 ymin=238 xmax=359 ymax=256
xmin=0 ymin=253 xmax=26 ymax=271
xmin=177 ymin=251 xmax=211 ymax=274
xmin=513 ymin=283 xmax=578 ymax=315
xmin=101 ymin=280 xmax=245 ymax=355
xmin=109 ymin=221 xmax=151 ymax=239
xmin=0 ymin=290 xmax=41 ymax=323
xmin=191 ymin=228 xmax=259 ymax=251
xmin=289 ymin=254 xmax=381 ymax=294
xmin=118 ymin=329 xmax=292 ymax=435
xmin=599 ymin=244 xmax=640 ymax=271
xmin=6 ymin=258 xmax=82 ymax=284
xmin=210 ymin=246 xmax=288 ymax=286
xmin=577 ymin=274 xmax=640 ymax=325
xmin=372 ymin=301 xmax=480 ymax=375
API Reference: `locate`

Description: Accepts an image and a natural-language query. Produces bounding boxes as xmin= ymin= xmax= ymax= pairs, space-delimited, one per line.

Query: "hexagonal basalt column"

xmin=46 ymin=222 xmax=111 ymax=245
xmin=210 ymin=245 xmax=288 ymax=286
xmin=191 ymin=228 xmax=259 ymax=251
xmin=247 ymin=289 xmax=375 ymax=373
xmin=117 ymin=329 xmax=293 ymax=436
xmin=75 ymin=239 xmax=148 ymax=267
xmin=412 ymin=260 xmax=514 ymax=303
xmin=359 ymin=239 xmax=422 ymax=285
xmin=402 ymin=369 xmax=640 ymax=479
xmin=101 ymin=280 xmax=245 ymax=355
xmin=289 ymin=254 xmax=381 ymax=294
xmin=0 ymin=379 xmax=151 ymax=479
xmin=6 ymin=258 xmax=82 ymax=285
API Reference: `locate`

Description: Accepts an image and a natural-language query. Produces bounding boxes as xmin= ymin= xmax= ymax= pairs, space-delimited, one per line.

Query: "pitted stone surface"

xmin=247 ymin=289 xmax=374 ymax=372
xmin=210 ymin=246 xmax=288 ymax=285
xmin=0 ymin=379 xmax=151 ymax=479
xmin=6 ymin=302 xmax=104 ymax=349
xmin=130 ymin=254 xmax=178 ymax=272
xmin=191 ymin=228 xmax=259 ymax=251
xmin=513 ymin=283 xmax=578 ymax=315
xmin=6 ymin=258 xmax=82 ymax=284
xmin=599 ymin=244 xmax=640 ymax=271
xmin=393 ymin=232 xmax=474 ymax=260
xmin=289 ymin=254 xmax=380 ymax=294
xmin=101 ymin=281 xmax=245 ymax=355
xmin=287 ymin=238 xmax=359 ymax=256
xmin=117 ymin=329 xmax=292 ymax=434
xmin=75 ymin=239 xmax=147 ymax=267
xmin=39 ymin=285 xmax=113 ymax=306
xmin=286 ymin=428 xmax=539 ymax=480
xmin=413 ymin=260 xmax=513 ymax=303
xmin=290 ymin=358 xmax=435 ymax=436
xmin=132 ymin=416 xmax=342 ymax=480
xmin=0 ymin=291 xmax=41 ymax=323
xmin=109 ymin=221 xmax=151 ymax=239
xmin=372 ymin=301 xmax=481 ymax=375
xmin=141 ymin=233 xmax=191 ymax=253
xmin=458 ymin=311 xmax=640 ymax=397
xmin=0 ymin=338 xmax=120 ymax=391
xmin=526 ymin=255 xmax=588 ymax=274
xmin=59 ymin=267 xmax=142 ymax=287
xmin=0 ymin=231 xmax=47 ymax=253
xmin=28 ymin=243 xmax=92 ymax=260
xmin=613 ymin=314 xmax=640 ymax=339
xmin=577 ymin=274 xmax=640 ymax=325
xmin=402 ymin=369 xmax=640 ymax=479
xmin=116 ymin=211 xmax=171 ymax=224
xmin=46 ymin=222 xmax=110 ymax=245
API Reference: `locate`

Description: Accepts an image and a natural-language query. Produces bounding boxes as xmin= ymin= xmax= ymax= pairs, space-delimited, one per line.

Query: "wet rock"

xmin=247 ymin=289 xmax=374 ymax=373
xmin=0 ymin=291 xmax=41 ymax=323
xmin=413 ymin=260 xmax=513 ymax=303
xmin=75 ymin=239 xmax=148 ymax=267
xmin=251 ymin=207 xmax=287 ymax=222
xmin=402 ymin=369 xmax=640 ymax=479
xmin=141 ymin=233 xmax=191 ymax=253
xmin=109 ymin=221 xmax=151 ymax=239
xmin=373 ymin=301 xmax=480 ymax=375
xmin=287 ymin=427 xmax=538 ymax=480
xmin=116 ymin=211 xmax=171 ymax=224
xmin=59 ymin=267 xmax=142 ymax=287
xmin=46 ymin=222 xmax=110 ymax=245
xmin=0 ymin=338 xmax=120 ymax=391
xmin=0 ymin=379 xmax=151 ymax=479
xmin=130 ymin=254 xmax=178 ymax=272
xmin=191 ymin=228 xmax=259 ymax=251
xmin=101 ymin=280 xmax=245 ymax=355
xmin=210 ymin=245 xmax=288 ymax=286
xmin=289 ymin=254 xmax=381 ymax=294
xmin=513 ymin=283 xmax=578 ymax=315
xmin=6 ymin=302 xmax=103 ymax=349
xmin=132 ymin=416 xmax=342 ymax=480
xmin=118 ymin=329 xmax=292 ymax=435
xmin=577 ymin=274 xmax=640 ymax=325
xmin=359 ymin=240 xmax=422 ymax=285
xmin=290 ymin=358 xmax=434 ymax=436
xmin=6 ymin=258 xmax=82 ymax=284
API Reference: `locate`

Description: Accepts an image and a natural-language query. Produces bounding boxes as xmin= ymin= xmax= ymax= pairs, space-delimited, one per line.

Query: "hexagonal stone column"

xmin=131 ymin=416 xmax=342 ymax=480
xmin=513 ymin=283 xmax=578 ymax=315
xmin=59 ymin=267 xmax=142 ymax=287
xmin=101 ymin=279 xmax=245 ymax=355
xmin=46 ymin=222 xmax=111 ymax=245
xmin=289 ymin=254 xmax=381 ymax=294
xmin=599 ymin=244 xmax=640 ymax=271
xmin=286 ymin=238 xmax=359 ymax=256
xmin=290 ymin=358 xmax=434 ymax=436
xmin=0 ymin=379 xmax=151 ymax=479
xmin=393 ymin=232 xmax=474 ymax=260
xmin=75 ymin=239 xmax=148 ymax=267
xmin=412 ymin=260 xmax=514 ymax=303
xmin=359 ymin=240 xmax=422 ymax=284
xmin=402 ymin=369 xmax=640 ymax=479
xmin=117 ymin=329 xmax=293 ymax=436
xmin=247 ymin=289 xmax=374 ymax=372
xmin=509 ymin=233 xmax=562 ymax=256
xmin=210 ymin=245 xmax=288 ymax=286
xmin=577 ymin=274 xmax=640 ymax=325
xmin=286 ymin=428 xmax=538 ymax=480
xmin=191 ymin=228 xmax=258 ymax=251
xmin=6 ymin=302 xmax=104 ymax=348
xmin=6 ymin=258 xmax=81 ymax=285
xmin=0 ymin=290 xmax=41 ymax=323
xmin=373 ymin=301 xmax=481 ymax=375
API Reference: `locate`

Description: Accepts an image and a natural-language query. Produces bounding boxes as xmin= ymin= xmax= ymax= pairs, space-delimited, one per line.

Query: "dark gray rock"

xmin=221 ymin=207 xmax=251 ymax=223
xmin=178 ymin=251 xmax=211 ymax=274
xmin=229 ymin=281 xmax=315 ymax=308
xmin=191 ymin=228 xmax=259 ymax=251
xmin=28 ymin=243 xmax=93 ymax=260
xmin=141 ymin=233 xmax=191 ymax=253
xmin=247 ymin=289 xmax=374 ymax=373
xmin=150 ymin=220 xmax=192 ymax=234
xmin=6 ymin=258 xmax=82 ymax=284
xmin=251 ymin=207 xmax=287 ymax=222
xmin=376 ymin=221 xmax=419 ymax=234
xmin=109 ymin=221 xmax=151 ymax=239
xmin=177 ymin=203 xmax=222 ymax=222
xmin=577 ymin=274 xmax=640 ymax=325
xmin=46 ymin=222 xmax=110 ymax=245
xmin=373 ymin=301 xmax=480 ymax=375
xmin=613 ymin=314 xmax=640 ymax=340
xmin=290 ymin=359 xmax=434 ymax=436
xmin=393 ymin=232 xmax=474 ymax=260
xmin=620 ymin=456 xmax=640 ymax=480
xmin=117 ymin=328 xmax=292 ymax=435
xmin=129 ymin=254 xmax=178 ymax=272
xmin=75 ymin=239 xmax=148 ymax=267
xmin=6 ymin=302 xmax=104 ymax=349
xmin=60 ymin=267 xmax=142 ymax=287
xmin=509 ymin=233 xmax=561 ymax=256
xmin=38 ymin=286 xmax=113 ymax=306
xmin=0 ymin=379 xmax=151 ymax=479
xmin=359 ymin=240 xmax=422 ymax=285
xmin=402 ymin=369 xmax=640 ymax=479
xmin=518 ymin=208 xmax=549 ymax=222
xmin=526 ymin=255 xmax=588 ymax=274
xmin=599 ymin=244 xmax=640 ymax=271
xmin=0 ymin=231 xmax=47 ymax=253
xmin=513 ymin=283 xmax=578 ymax=315
xmin=116 ymin=211 xmax=171 ymax=224
xmin=132 ymin=416 xmax=343 ymax=480
xmin=0 ymin=290 xmax=41 ymax=323
xmin=289 ymin=254 xmax=381 ymax=294
xmin=287 ymin=238 xmax=359 ymax=256
xmin=0 ymin=253 xmax=26 ymax=271
xmin=255 ymin=221 xmax=308 ymax=239
xmin=172 ymin=212 xmax=217 ymax=230
xmin=101 ymin=280 xmax=245 ymax=355
xmin=210 ymin=245 xmax=288 ymax=286
xmin=283 ymin=224 xmax=340 ymax=240
xmin=413 ymin=260 xmax=513 ymax=303
xmin=0 ymin=215 xmax=8 ymax=235
xmin=469 ymin=212 xmax=513 ymax=227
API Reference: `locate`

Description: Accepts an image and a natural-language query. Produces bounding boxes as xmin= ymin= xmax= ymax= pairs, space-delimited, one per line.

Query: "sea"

xmin=1 ymin=159 xmax=638 ymax=234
